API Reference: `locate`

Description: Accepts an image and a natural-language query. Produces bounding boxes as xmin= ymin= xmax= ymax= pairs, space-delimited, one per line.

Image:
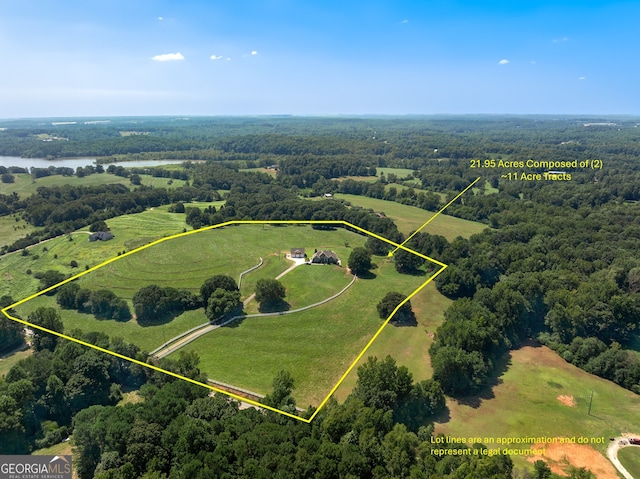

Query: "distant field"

xmin=377 ymin=167 xmax=415 ymax=179
xmin=239 ymin=167 xmax=277 ymax=177
xmin=334 ymin=193 xmax=488 ymax=240
xmin=385 ymin=183 xmax=448 ymax=201
xmin=618 ymin=447 xmax=640 ymax=479
xmin=472 ymin=179 xmax=499 ymax=195
xmin=0 ymin=214 xmax=36 ymax=250
xmin=0 ymin=173 xmax=186 ymax=197
xmin=433 ymin=343 xmax=640 ymax=473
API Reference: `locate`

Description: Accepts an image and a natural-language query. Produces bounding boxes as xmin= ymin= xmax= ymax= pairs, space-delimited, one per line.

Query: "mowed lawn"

xmin=333 ymin=194 xmax=488 ymax=241
xmin=618 ymin=447 xmax=640 ymax=479
xmin=0 ymin=348 xmax=32 ymax=378
xmin=178 ymin=258 xmax=431 ymax=407
xmin=433 ymin=343 xmax=640 ymax=471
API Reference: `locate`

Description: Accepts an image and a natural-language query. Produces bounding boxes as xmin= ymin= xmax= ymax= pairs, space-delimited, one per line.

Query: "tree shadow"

xmin=357 ymin=271 xmax=377 ymax=280
xmin=258 ymin=300 xmax=291 ymax=314
xmin=453 ymin=350 xmax=512 ymax=409
xmin=136 ymin=310 xmax=182 ymax=327
xmin=389 ymin=312 xmax=418 ymax=327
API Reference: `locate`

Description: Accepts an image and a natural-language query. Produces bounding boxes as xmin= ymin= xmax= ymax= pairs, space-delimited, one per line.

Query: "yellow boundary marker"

xmin=389 ymin=177 xmax=481 ymax=256
xmin=2 ymin=220 xmax=446 ymax=423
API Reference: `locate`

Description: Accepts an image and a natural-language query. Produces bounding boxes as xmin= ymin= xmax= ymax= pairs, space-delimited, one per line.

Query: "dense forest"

xmin=1 ymin=116 xmax=639 ymax=478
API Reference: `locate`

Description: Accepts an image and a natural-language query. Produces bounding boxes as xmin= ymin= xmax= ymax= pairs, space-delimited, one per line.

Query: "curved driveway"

xmin=607 ymin=436 xmax=639 ymax=479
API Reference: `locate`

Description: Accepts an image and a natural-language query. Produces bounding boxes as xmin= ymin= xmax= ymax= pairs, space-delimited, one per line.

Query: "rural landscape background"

xmin=1 ymin=1 xmax=640 ymax=478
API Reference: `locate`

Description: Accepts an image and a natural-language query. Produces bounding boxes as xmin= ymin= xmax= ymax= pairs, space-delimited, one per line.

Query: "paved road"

xmin=607 ymin=435 xmax=639 ymax=479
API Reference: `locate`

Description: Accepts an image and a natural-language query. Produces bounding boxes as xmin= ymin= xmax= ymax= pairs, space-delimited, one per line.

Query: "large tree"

xmin=205 ymin=289 xmax=241 ymax=322
xmin=255 ymin=279 xmax=286 ymax=306
xmin=200 ymin=275 xmax=239 ymax=308
xmin=377 ymin=292 xmax=414 ymax=323
xmin=27 ymin=307 xmax=64 ymax=351
xmin=348 ymin=247 xmax=372 ymax=276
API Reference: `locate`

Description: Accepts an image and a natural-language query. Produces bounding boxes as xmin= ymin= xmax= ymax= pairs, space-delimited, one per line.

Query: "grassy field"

xmin=0 ymin=203 xmax=222 ymax=300
xmin=377 ymin=167 xmax=416 ymax=179
xmin=17 ymin=296 xmax=207 ymax=353
xmin=0 ymin=214 xmax=36 ymax=250
xmin=333 ymin=281 xmax=451 ymax=402
xmin=178 ymin=257 xmax=431 ymax=407
xmin=333 ymin=194 xmax=488 ymax=240
xmin=433 ymin=343 xmax=640 ymax=473
xmin=0 ymin=347 xmax=32 ymax=378
xmin=618 ymin=447 xmax=640 ymax=478
xmin=472 ymin=180 xmax=499 ymax=195
xmin=0 ymin=172 xmax=186 ymax=197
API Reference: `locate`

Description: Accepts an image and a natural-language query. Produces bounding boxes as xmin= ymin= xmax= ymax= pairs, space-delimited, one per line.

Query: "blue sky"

xmin=0 ymin=0 xmax=638 ymax=117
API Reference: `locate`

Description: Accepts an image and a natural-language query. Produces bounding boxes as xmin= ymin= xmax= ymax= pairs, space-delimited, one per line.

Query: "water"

xmin=0 ymin=156 xmax=191 ymax=169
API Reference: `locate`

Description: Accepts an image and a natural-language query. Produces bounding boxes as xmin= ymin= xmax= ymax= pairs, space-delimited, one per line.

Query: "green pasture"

xmin=433 ymin=343 xmax=640 ymax=469
xmin=334 ymin=194 xmax=488 ymax=240
xmin=178 ymin=258 xmax=431 ymax=407
xmin=385 ymin=183 xmax=448 ymax=201
xmin=0 ymin=173 xmax=186 ymax=198
xmin=77 ymin=225 xmax=361 ymax=300
xmin=0 ymin=348 xmax=32 ymax=378
xmin=16 ymin=295 xmax=206 ymax=353
xmin=618 ymin=447 xmax=640 ymax=479
xmin=377 ymin=167 xmax=416 ymax=179
xmin=333 ymin=281 xmax=452 ymax=402
xmin=0 ymin=205 xmax=206 ymax=300
xmin=0 ymin=214 xmax=36 ymax=250
xmin=472 ymin=180 xmax=499 ymax=195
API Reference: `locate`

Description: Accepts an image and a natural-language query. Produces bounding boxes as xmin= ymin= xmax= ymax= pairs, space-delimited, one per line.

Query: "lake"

xmin=0 ymin=156 xmax=191 ymax=169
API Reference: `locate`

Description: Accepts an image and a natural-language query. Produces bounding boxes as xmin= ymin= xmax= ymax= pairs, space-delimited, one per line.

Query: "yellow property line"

xmin=390 ymin=177 xmax=481 ymax=255
xmin=2 ymin=219 xmax=447 ymax=423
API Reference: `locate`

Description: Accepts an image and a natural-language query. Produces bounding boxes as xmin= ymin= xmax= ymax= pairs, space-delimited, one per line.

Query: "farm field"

xmin=376 ymin=167 xmax=416 ymax=178
xmin=0 ymin=202 xmax=222 ymax=300
xmin=0 ymin=214 xmax=36 ymax=250
xmin=433 ymin=343 xmax=640 ymax=474
xmin=10 ymin=223 xmax=436 ymax=408
xmin=177 ymin=257 xmax=431 ymax=407
xmin=333 ymin=193 xmax=489 ymax=240
xmin=0 ymin=172 xmax=186 ymax=197
xmin=618 ymin=447 xmax=640 ymax=479
xmin=333 ymin=280 xmax=452 ymax=402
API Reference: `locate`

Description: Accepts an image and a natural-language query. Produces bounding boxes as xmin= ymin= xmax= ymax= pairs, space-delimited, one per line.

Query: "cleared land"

xmin=333 ymin=281 xmax=451 ymax=402
xmin=0 ymin=173 xmax=186 ymax=198
xmin=0 ymin=214 xmax=36 ymax=250
xmin=433 ymin=343 xmax=640 ymax=472
xmin=618 ymin=447 xmax=640 ymax=479
xmin=0 ymin=203 xmax=220 ymax=300
xmin=333 ymin=193 xmax=488 ymax=240
xmin=178 ymin=258 xmax=430 ymax=407
xmin=12 ymin=223 xmax=433 ymax=408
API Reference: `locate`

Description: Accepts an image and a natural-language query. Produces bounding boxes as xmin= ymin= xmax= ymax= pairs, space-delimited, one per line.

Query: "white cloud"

xmin=210 ymin=55 xmax=223 ymax=61
xmin=158 ymin=16 xmax=163 ymax=21
xmin=530 ymin=60 xmax=537 ymax=64
xmin=552 ymin=37 xmax=569 ymax=43
xmin=578 ymin=76 xmax=586 ymax=80
xmin=151 ymin=52 xmax=184 ymax=61
xmin=498 ymin=59 xmax=509 ymax=65
xmin=251 ymin=51 xmax=258 ymax=56
xmin=401 ymin=19 xmax=409 ymax=24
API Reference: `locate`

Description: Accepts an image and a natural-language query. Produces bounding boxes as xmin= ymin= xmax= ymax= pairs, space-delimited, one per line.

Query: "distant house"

xmin=290 ymin=248 xmax=305 ymax=259
xmin=89 ymin=232 xmax=114 ymax=242
xmin=323 ymin=193 xmax=333 ymax=198
xmin=311 ymin=250 xmax=340 ymax=265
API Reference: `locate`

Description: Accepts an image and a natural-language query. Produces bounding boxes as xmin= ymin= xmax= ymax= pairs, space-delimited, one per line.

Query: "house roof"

xmin=312 ymin=250 xmax=339 ymax=261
